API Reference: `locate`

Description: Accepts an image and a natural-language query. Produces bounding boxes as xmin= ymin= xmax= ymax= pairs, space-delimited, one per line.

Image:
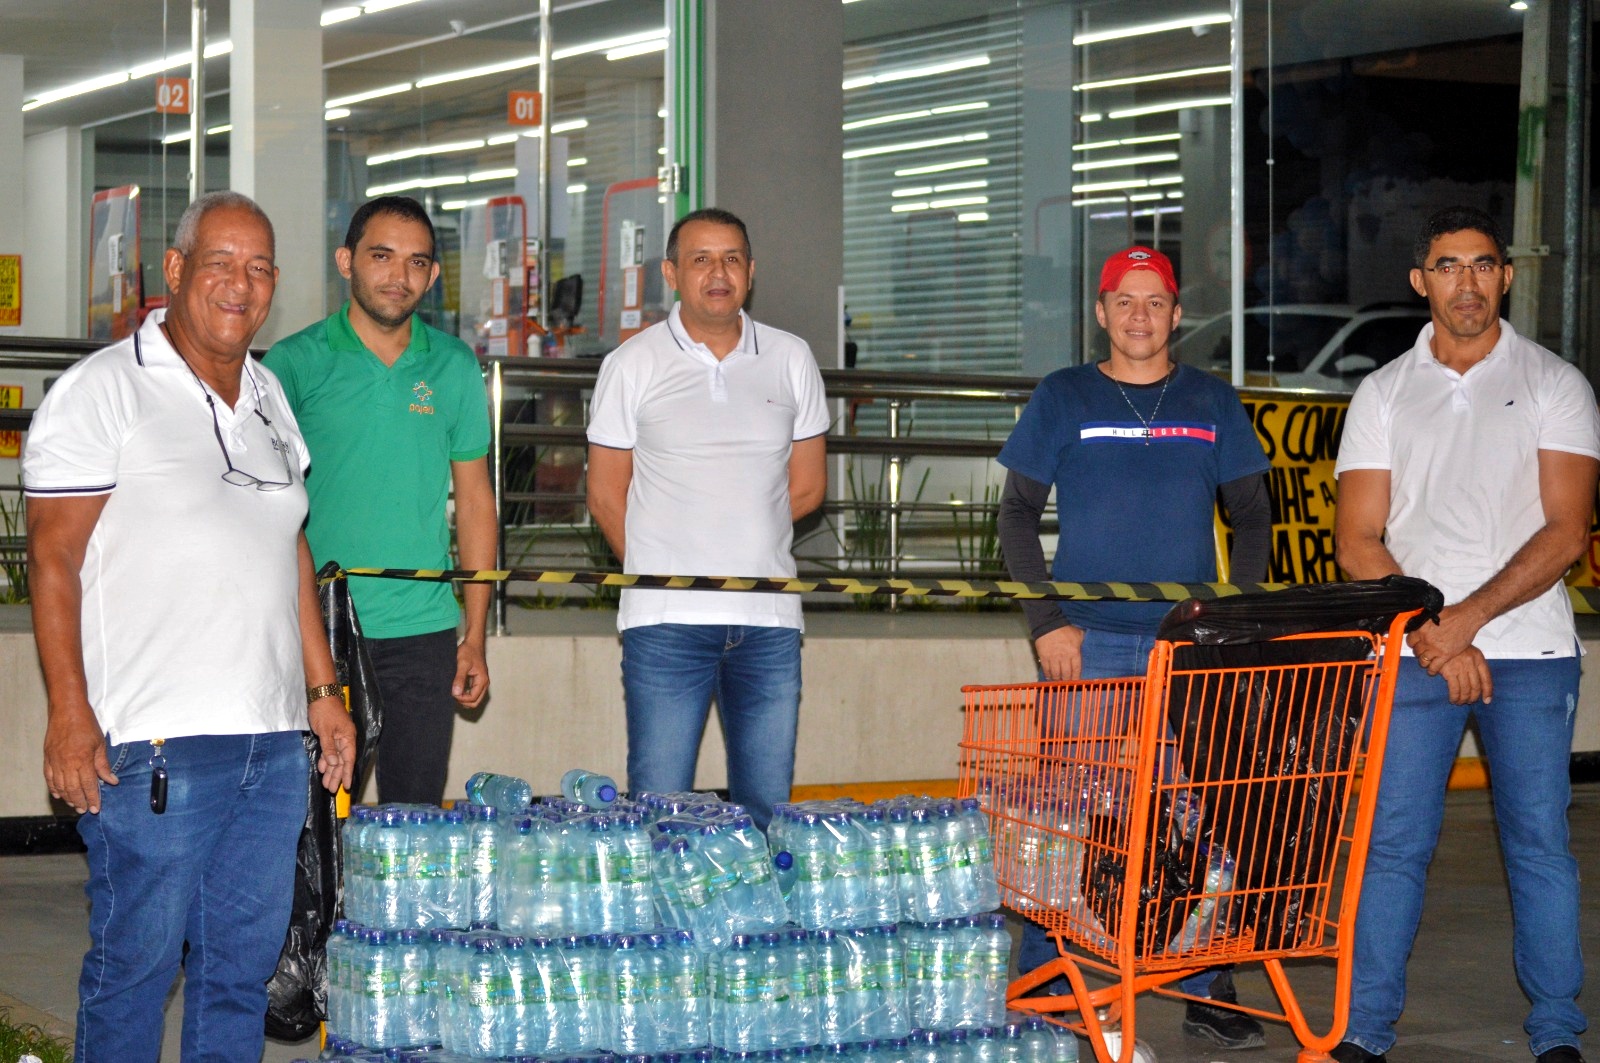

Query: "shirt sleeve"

xmin=996 ymin=375 xmax=1067 ymax=487
xmin=1212 ymin=384 xmax=1270 ymax=482
xmin=790 ymin=345 xmax=831 ymax=440
xmin=260 ymin=342 xmax=300 ymax=410
xmin=1537 ymin=361 xmax=1600 ymax=459
xmin=21 ymin=357 xmax=129 ymax=497
xmin=1333 ymin=375 xmax=1391 ymax=473
xmin=586 ymin=348 xmax=639 ymax=450
xmin=447 ymin=348 xmax=492 ymax=462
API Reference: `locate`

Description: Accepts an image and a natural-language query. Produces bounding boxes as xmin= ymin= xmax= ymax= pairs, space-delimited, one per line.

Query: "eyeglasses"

xmin=1423 ymin=260 xmax=1503 ymax=278
xmin=179 ymin=355 xmax=295 ymax=490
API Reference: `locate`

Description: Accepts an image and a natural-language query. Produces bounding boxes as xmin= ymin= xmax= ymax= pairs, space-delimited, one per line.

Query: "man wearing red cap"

xmin=997 ymin=245 xmax=1273 ymax=1049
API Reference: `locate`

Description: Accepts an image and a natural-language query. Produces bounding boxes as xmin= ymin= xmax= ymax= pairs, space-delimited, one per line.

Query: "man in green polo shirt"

xmin=265 ymin=195 xmax=496 ymax=805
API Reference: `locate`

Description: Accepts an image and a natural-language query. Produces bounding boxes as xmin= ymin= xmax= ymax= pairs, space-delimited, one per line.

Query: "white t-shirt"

xmin=587 ymin=304 xmax=830 ymax=631
xmin=1335 ymin=319 xmax=1600 ymax=658
xmin=22 ymin=311 xmax=314 ymax=743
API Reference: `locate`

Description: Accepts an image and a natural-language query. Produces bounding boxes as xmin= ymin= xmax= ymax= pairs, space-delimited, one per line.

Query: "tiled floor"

xmin=1 ymin=786 xmax=1595 ymax=1063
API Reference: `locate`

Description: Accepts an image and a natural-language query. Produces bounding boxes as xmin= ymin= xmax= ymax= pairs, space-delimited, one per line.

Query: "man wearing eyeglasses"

xmin=266 ymin=195 xmax=495 ymax=806
xmin=1333 ymin=207 xmax=1598 ymax=1063
xmin=23 ymin=191 xmax=356 ymax=1062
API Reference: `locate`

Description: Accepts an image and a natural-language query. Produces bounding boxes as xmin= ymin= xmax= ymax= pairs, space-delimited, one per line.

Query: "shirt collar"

xmin=133 ymin=307 xmax=268 ymax=406
xmin=326 ymin=300 xmax=431 ymax=360
xmin=665 ymin=302 xmax=759 ymax=359
xmin=1411 ymin=318 xmax=1516 ymax=373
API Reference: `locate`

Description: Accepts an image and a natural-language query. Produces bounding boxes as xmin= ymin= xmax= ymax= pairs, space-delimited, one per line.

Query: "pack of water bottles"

xmin=307 ymin=1012 xmax=1078 ymax=1062
xmin=767 ymin=798 xmax=1000 ymax=930
xmin=648 ymin=809 xmax=789 ymax=949
xmin=342 ymin=803 xmax=502 ymax=931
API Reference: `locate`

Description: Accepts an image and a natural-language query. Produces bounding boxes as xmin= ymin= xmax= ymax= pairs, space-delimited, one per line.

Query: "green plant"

xmin=0 ymin=486 xmax=28 ymax=604
xmin=0 ymin=1008 xmax=71 ymax=1063
xmin=951 ymin=480 xmax=1002 ymax=578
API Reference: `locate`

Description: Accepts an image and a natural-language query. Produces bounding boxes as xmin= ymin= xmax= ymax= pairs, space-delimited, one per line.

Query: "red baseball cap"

xmin=1099 ymin=245 xmax=1178 ymax=296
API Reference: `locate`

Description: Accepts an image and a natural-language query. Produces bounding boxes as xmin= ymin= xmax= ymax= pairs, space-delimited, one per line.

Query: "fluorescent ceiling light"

xmin=470 ymin=167 xmax=518 ymax=183
xmin=957 ymin=212 xmax=989 ymax=222
xmin=1108 ymin=96 xmax=1230 ymax=120
xmin=441 ymin=198 xmax=489 ymax=211
xmin=930 ymin=195 xmax=987 ymax=209
xmin=1128 ymin=192 xmax=1165 ymax=202
xmin=365 ymin=173 xmax=467 ymax=196
xmin=606 ymin=40 xmax=668 ymax=61
xmin=843 ymin=100 xmax=988 ymax=131
xmin=890 ymin=202 xmax=930 ymax=213
xmin=1074 ymin=65 xmax=1231 ymax=92
xmin=566 ymin=157 xmax=588 ymax=167
xmin=327 ymin=82 xmax=413 ymax=107
xmin=368 ymin=139 xmax=487 ymax=166
xmin=555 ymin=29 xmax=668 ymax=61
xmin=1072 ymin=196 xmax=1128 ymax=207
xmin=509 ymin=119 xmax=590 ymax=139
xmin=23 ymin=71 xmax=133 ymax=111
xmin=843 ymin=131 xmax=988 ymax=160
xmin=1076 ymin=133 xmax=1182 ymax=151
xmin=567 ymin=183 xmax=588 ymax=194
xmin=1080 ymin=113 xmax=1103 ymax=123
xmin=1071 ymin=152 xmax=1179 ymax=172
xmin=325 ymin=107 xmax=352 ymax=120
xmin=1148 ymin=174 xmax=1184 ymax=186
xmin=362 ymin=0 xmax=429 ymax=12
xmin=128 ymin=54 xmax=192 ymax=80
xmin=487 ymin=133 xmax=520 ymax=146
xmin=1073 ymin=177 xmax=1151 ymax=193
xmin=844 ymin=54 xmax=989 ymax=91
xmin=894 ymin=157 xmax=988 ymax=177
xmin=416 ymin=55 xmax=537 ymax=89
xmin=1166 ymin=191 xmax=1184 ymax=199
xmin=161 ymin=123 xmax=232 ymax=145
xmin=892 ymin=186 xmax=933 ymax=198
xmin=321 ymin=6 xmax=362 ymax=26
xmin=934 ymin=179 xmax=987 ymax=192
xmin=1090 ymin=206 xmax=1184 ymax=220
xmin=1074 ymin=14 xmax=1231 ymax=46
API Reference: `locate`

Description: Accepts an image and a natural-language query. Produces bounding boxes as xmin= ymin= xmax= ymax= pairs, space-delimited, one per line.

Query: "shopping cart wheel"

xmin=1100 ymin=1029 xmax=1157 ymax=1063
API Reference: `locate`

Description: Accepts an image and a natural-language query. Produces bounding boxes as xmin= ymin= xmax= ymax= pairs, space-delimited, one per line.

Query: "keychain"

xmin=149 ymin=739 xmax=168 ymax=815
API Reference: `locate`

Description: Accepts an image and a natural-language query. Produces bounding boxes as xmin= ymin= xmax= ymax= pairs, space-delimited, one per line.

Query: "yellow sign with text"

xmin=0 ymin=385 xmax=21 ymax=458
xmin=0 ymin=255 xmax=19 ymax=328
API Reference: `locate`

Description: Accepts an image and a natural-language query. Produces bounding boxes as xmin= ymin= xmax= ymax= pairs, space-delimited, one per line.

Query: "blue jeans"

xmin=75 ymin=731 xmax=309 ymax=1063
xmin=1346 ymin=655 xmax=1585 ymax=1058
xmin=1018 ymin=629 xmax=1218 ymax=1000
xmin=622 ymin=623 xmax=802 ymax=831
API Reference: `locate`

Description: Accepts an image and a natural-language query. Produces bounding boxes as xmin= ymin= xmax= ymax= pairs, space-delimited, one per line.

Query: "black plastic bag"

xmin=264 ymin=564 xmax=384 ymax=1040
xmin=1156 ymin=576 xmax=1441 ymax=950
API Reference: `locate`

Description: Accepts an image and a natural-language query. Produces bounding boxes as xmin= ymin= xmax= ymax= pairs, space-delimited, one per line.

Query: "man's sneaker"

xmin=1182 ymin=998 xmax=1267 ymax=1049
xmin=1330 ymin=1042 xmax=1388 ymax=1063
xmin=1536 ymin=1047 xmax=1586 ymax=1063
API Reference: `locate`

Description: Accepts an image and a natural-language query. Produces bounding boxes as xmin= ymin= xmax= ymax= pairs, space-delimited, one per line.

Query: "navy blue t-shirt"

xmin=997 ymin=363 xmax=1268 ymax=634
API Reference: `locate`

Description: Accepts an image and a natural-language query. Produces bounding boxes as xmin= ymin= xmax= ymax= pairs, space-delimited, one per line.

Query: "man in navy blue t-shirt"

xmin=996 ymin=245 xmax=1272 ymax=1049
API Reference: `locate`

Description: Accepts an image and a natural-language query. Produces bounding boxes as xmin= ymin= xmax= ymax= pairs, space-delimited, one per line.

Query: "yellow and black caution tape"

xmin=331 ymin=565 xmax=1600 ymax=615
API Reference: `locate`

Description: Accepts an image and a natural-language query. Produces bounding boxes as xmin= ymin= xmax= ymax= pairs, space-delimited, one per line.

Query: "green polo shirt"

xmin=264 ymin=303 xmax=491 ymax=639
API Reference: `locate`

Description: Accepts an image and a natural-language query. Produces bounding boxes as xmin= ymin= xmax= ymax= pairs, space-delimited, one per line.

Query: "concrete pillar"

xmin=702 ymin=0 xmax=843 ymax=361
xmin=23 ymin=128 xmax=92 ymax=338
xmin=1020 ymin=6 xmax=1080 ymax=376
xmin=230 ymin=0 xmax=325 ymax=345
xmin=0 ymin=56 xmax=24 ymax=337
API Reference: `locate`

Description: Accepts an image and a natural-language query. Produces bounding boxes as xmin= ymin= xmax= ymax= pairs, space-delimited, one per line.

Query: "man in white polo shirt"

xmin=25 ymin=191 xmax=354 ymax=1062
xmin=586 ymin=207 xmax=828 ymax=829
xmin=1333 ymin=206 xmax=1598 ymax=1063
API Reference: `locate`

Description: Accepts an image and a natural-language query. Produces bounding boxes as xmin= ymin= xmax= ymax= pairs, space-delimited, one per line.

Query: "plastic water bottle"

xmin=562 ymin=767 xmax=620 ymax=809
xmin=998 ymin=1022 xmax=1029 ymax=1063
xmin=947 ymin=1026 xmax=976 ymax=1063
xmin=459 ymin=934 xmax=503 ymax=1057
xmin=904 ymin=808 xmax=952 ymax=923
xmin=976 ymin=914 xmax=1011 ymax=1026
xmin=907 ymin=920 xmax=959 ymax=1031
xmin=812 ymin=928 xmax=856 ymax=1045
xmin=957 ymin=798 xmax=1002 ymax=914
xmin=568 ymin=934 xmax=607 ymax=1051
xmin=372 ymin=808 xmax=413 ymax=928
xmin=1023 ymin=1015 xmax=1073 ymax=1063
xmin=786 ymin=812 xmax=834 ymax=929
xmin=909 ymin=1028 xmax=942 ymax=1063
xmin=827 ymin=812 xmax=870 ymax=926
xmin=726 ymin=814 xmax=788 ymax=928
xmin=430 ymin=808 xmax=471 ymax=930
xmin=466 ymin=771 xmax=533 ymax=812
xmin=968 ymin=1026 xmax=1002 ymax=1063
xmin=785 ymin=927 xmax=821 ymax=1048
xmin=717 ymin=934 xmax=760 ymax=1050
xmin=614 ymin=813 xmax=656 ymax=932
xmin=1170 ymin=846 xmax=1236 ymax=953
xmin=858 ymin=809 xmax=901 ymax=926
xmin=342 ymin=807 xmax=373 ymax=925
xmin=753 ymin=932 xmax=790 ymax=1048
xmin=935 ymin=802 xmax=977 ymax=916
xmin=861 ymin=924 xmax=909 ymax=1040
xmin=1010 ymin=804 xmax=1048 ymax=912
xmin=669 ymin=929 xmax=711 ymax=1049
xmin=464 ymin=803 xmax=499 ymax=927
xmin=608 ymin=934 xmax=655 ymax=1054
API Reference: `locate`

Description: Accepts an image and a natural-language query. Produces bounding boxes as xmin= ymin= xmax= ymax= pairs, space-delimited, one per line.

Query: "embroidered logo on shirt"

xmin=410 ymin=380 xmax=435 ymax=415
xmin=1080 ymin=421 xmax=1217 ymax=443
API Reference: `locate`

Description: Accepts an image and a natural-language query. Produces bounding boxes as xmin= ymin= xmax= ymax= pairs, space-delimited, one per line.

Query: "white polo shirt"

xmin=22 ymin=311 xmax=313 ymax=743
xmin=1335 ymin=319 xmax=1600 ymax=658
xmin=587 ymin=304 xmax=829 ymax=631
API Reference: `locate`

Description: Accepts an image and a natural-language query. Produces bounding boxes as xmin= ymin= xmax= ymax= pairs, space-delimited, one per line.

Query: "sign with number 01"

xmin=507 ymin=91 xmax=541 ymax=127
xmin=156 ymin=77 xmax=192 ymax=115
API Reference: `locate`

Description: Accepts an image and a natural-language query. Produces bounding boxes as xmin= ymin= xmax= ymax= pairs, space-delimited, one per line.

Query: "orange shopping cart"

xmin=958 ymin=577 xmax=1443 ymax=1063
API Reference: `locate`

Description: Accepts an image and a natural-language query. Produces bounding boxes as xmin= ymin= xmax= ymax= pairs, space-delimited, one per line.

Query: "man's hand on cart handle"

xmin=1409 ymin=604 xmax=1494 ymax=704
xmin=1035 ymin=624 xmax=1085 ymax=682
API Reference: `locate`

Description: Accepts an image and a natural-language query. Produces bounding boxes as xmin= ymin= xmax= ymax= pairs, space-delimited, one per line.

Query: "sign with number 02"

xmin=156 ymin=78 xmax=191 ymax=115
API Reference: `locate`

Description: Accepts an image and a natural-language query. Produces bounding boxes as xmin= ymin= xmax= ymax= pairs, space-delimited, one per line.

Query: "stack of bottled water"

xmin=342 ymin=804 xmax=497 ymax=931
xmin=498 ymin=805 xmax=657 ymax=935
xmin=767 ymin=798 xmax=1000 ymax=929
xmin=648 ymin=812 xmax=789 ymax=948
